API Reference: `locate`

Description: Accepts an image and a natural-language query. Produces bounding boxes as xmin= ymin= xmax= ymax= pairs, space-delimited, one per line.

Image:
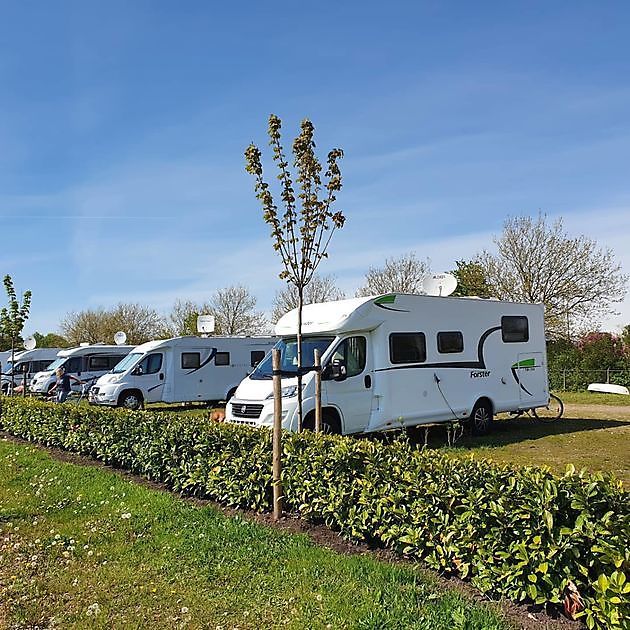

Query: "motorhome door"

xmin=515 ymin=352 xmax=547 ymax=408
xmin=323 ymin=335 xmax=373 ymax=434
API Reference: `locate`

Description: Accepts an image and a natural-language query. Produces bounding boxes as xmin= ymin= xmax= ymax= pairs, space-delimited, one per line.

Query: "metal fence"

xmin=549 ymin=369 xmax=630 ymax=392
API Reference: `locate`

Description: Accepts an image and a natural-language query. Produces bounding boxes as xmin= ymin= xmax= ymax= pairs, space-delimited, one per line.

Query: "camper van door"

xmin=322 ymin=335 xmax=373 ymax=434
xmin=134 ymin=352 xmax=165 ymax=403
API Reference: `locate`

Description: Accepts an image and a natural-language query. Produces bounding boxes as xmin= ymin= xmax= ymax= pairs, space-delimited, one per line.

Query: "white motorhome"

xmin=1 ymin=348 xmax=63 ymax=393
xmin=89 ymin=336 xmax=277 ymax=410
xmin=226 ymin=294 xmax=549 ymax=435
xmin=30 ymin=344 xmax=134 ymax=395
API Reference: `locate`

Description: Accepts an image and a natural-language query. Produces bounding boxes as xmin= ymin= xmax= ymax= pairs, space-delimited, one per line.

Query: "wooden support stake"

xmin=314 ymin=349 xmax=322 ymax=432
xmin=272 ymin=349 xmax=283 ymax=521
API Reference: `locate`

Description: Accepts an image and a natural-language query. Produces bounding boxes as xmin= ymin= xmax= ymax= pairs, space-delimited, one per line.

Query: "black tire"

xmin=532 ymin=394 xmax=564 ymax=422
xmin=469 ymin=400 xmax=493 ymax=435
xmin=118 ymin=391 xmax=143 ymax=411
xmin=303 ymin=410 xmax=341 ymax=435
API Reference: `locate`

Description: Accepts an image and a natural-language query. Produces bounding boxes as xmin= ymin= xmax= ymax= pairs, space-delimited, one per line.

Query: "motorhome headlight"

xmin=266 ymin=384 xmax=301 ymax=399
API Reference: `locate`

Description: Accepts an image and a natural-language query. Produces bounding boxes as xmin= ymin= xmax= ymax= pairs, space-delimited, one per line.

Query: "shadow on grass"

xmin=405 ymin=415 xmax=630 ymax=451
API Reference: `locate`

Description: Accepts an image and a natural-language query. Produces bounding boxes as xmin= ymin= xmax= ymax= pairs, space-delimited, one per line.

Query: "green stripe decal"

xmin=374 ymin=294 xmax=397 ymax=305
xmin=512 ymin=358 xmax=536 ymax=368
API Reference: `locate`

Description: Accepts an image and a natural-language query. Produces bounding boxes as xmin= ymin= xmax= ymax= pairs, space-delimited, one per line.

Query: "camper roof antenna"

xmin=114 ymin=331 xmax=128 ymax=345
xmin=422 ymin=273 xmax=458 ymax=297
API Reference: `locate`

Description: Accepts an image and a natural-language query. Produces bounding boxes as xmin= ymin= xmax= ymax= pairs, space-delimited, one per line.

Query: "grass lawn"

xmin=418 ymin=391 xmax=630 ymax=485
xmin=0 ymin=439 xmax=510 ymax=630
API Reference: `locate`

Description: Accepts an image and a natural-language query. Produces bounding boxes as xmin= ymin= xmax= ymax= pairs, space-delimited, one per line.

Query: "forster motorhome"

xmin=89 ymin=336 xmax=277 ymax=410
xmin=30 ymin=344 xmax=134 ymax=395
xmin=1 ymin=348 xmax=63 ymax=393
xmin=226 ymin=294 xmax=549 ymax=435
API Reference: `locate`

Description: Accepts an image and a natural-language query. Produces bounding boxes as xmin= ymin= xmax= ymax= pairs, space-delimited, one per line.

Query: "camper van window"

xmin=65 ymin=357 xmax=83 ymax=373
xmin=251 ymin=351 xmax=266 ymax=367
xmin=88 ymin=356 xmax=112 ymax=371
xmin=32 ymin=360 xmax=52 ymax=372
xmin=139 ymin=353 xmax=162 ymax=375
xmin=437 ymin=331 xmax=464 ymax=354
xmin=501 ymin=316 xmax=529 ymax=343
xmin=215 ymin=352 xmax=230 ymax=366
xmin=330 ymin=337 xmax=366 ymax=378
xmin=112 ymin=353 xmax=142 ymax=373
xmin=389 ymin=333 xmax=426 ymax=364
xmin=250 ymin=336 xmax=335 ymax=379
xmin=181 ymin=353 xmax=201 ymax=369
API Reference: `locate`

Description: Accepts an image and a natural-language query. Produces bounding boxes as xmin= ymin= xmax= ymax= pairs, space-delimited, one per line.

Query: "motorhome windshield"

xmin=251 ymin=337 xmax=335 ymax=379
xmin=46 ymin=357 xmax=67 ymax=372
xmin=112 ymin=353 xmax=143 ymax=374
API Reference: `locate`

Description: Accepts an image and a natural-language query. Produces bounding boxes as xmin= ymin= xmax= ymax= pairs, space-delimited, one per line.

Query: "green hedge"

xmin=1 ymin=397 xmax=628 ymax=629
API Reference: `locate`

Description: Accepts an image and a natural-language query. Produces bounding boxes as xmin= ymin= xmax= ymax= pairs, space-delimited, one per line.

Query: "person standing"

xmin=50 ymin=367 xmax=83 ymax=403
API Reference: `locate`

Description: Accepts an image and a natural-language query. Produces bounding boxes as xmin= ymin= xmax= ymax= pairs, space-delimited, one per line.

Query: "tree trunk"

xmin=296 ymin=286 xmax=304 ymax=432
xmin=10 ymin=338 xmax=15 ymax=396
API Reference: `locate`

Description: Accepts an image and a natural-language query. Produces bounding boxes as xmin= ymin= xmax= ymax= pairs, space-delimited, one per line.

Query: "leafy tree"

xmin=271 ymin=274 xmax=345 ymax=323
xmin=161 ymin=300 xmax=204 ymax=338
xmin=245 ymin=115 xmax=345 ymax=430
xmin=0 ymin=276 xmax=32 ymax=388
xmin=33 ymin=332 xmax=71 ymax=348
xmin=356 ymin=252 xmax=430 ymax=297
xmin=621 ymin=324 xmax=630 ymax=351
xmin=60 ymin=303 xmax=162 ymax=346
xmin=207 ymin=285 xmax=268 ymax=336
xmin=451 ymin=259 xmax=494 ymax=298
xmin=477 ymin=213 xmax=628 ymax=339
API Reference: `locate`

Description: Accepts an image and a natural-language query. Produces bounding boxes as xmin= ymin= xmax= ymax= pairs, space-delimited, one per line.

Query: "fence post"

xmin=314 ymin=349 xmax=322 ymax=432
xmin=272 ymin=349 xmax=283 ymax=521
xmin=562 ymin=369 xmax=566 ymax=391
xmin=606 ymin=368 xmax=610 ymax=384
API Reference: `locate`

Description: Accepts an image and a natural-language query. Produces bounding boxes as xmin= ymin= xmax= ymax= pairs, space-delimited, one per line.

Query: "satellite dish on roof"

xmin=197 ymin=314 xmax=215 ymax=334
xmin=23 ymin=336 xmax=36 ymax=351
xmin=422 ymin=273 xmax=458 ymax=297
xmin=114 ymin=331 xmax=127 ymax=345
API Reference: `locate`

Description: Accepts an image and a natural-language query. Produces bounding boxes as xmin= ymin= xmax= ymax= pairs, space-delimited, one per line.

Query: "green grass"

xmin=423 ymin=392 xmax=630 ymax=485
xmin=0 ymin=439 xmax=510 ymax=630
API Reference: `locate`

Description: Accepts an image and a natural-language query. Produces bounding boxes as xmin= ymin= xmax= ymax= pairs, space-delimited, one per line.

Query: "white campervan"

xmin=89 ymin=336 xmax=277 ymax=410
xmin=30 ymin=344 xmax=134 ymax=395
xmin=1 ymin=348 xmax=63 ymax=393
xmin=226 ymin=294 xmax=549 ymax=435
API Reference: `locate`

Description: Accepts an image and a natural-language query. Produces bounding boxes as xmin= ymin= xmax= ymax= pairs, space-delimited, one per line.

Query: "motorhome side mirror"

xmin=132 ymin=366 xmax=143 ymax=376
xmin=327 ymin=359 xmax=347 ymax=382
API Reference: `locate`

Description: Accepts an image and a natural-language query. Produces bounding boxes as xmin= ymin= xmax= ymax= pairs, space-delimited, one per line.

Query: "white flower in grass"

xmin=121 ymin=513 xmax=131 ymax=519
xmin=181 ymin=607 xmax=189 ymax=614
xmin=86 ymin=603 xmax=101 ymax=616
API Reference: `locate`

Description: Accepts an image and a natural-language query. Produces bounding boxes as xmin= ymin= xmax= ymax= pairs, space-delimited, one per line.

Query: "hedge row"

xmin=1 ymin=397 xmax=628 ymax=629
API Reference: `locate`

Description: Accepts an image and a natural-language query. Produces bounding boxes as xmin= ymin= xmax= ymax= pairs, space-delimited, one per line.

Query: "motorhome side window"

xmin=215 ymin=352 xmax=230 ymax=366
xmin=330 ymin=336 xmax=366 ymax=377
xmin=181 ymin=352 xmax=201 ymax=369
xmin=65 ymin=357 xmax=83 ymax=373
xmin=501 ymin=316 xmax=529 ymax=343
xmin=88 ymin=356 xmax=112 ymax=371
xmin=389 ymin=333 xmax=426 ymax=364
xmin=437 ymin=331 xmax=464 ymax=354
xmin=251 ymin=351 xmax=265 ymax=367
xmin=139 ymin=353 xmax=162 ymax=375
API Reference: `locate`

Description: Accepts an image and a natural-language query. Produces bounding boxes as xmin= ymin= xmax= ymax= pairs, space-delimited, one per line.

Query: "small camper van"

xmin=1 ymin=348 xmax=62 ymax=393
xmin=226 ymin=294 xmax=549 ymax=435
xmin=30 ymin=344 xmax=134 ymax=395
xmin=89 ymin=336 xmax=277 ymax=410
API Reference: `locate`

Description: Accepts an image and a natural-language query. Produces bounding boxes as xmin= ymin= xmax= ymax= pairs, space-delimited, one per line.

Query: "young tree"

xmin=161 ymin=299 xmax=205 ymax=338
xmin=208 ymin=285 xmax=268 ymax=335
xmin=271 ymin=274 xmax=345 ymax=323
xmin=356 ymin=252 xmax=430 ymax=297
xmin=451 ymin=259 xmax=494 ymax=298
xmin=245 ymin=115 xmax=345 ymax=430
xmin=477 ymin=214 xmax=628 ymax=339
xmin=0 ymin=275 xmax=32 ymax=391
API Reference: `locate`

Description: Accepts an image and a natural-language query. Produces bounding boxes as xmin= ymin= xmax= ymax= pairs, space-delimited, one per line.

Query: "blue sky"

xmin=1 ymin=1 xmax=629 ymax=336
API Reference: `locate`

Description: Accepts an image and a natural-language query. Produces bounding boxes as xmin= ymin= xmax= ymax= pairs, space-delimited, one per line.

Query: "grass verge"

xmin=0 ymin=438 xmax=510 ymax=630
